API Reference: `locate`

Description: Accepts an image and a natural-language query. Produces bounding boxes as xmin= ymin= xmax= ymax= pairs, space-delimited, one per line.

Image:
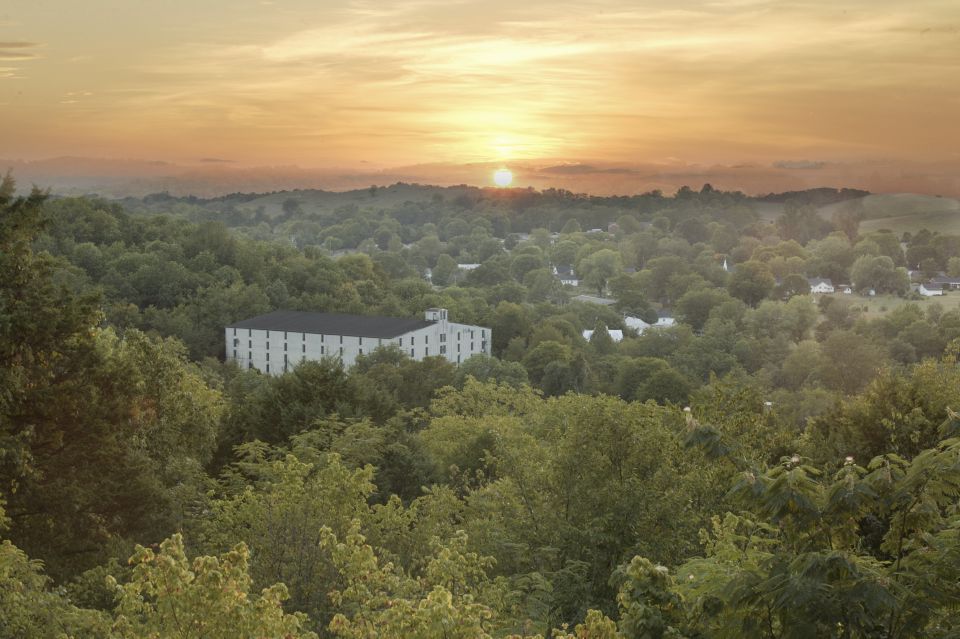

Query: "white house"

xmin=807 ymin=277 xmax=835 ymax=294
xmin=919 ymin=283 xmax=945 ymax=297
xmin=226 ymin=308 xmax=491 ymax=375
xmin=582 ymin=327 xmax=624 ymax=342
xmin=624 ymin=315 xmax=651 ymax=332
xmin=655 ymin=313 xmax=676 ymax=328
xmin=553 ymin=265 xmax=579 ymax=286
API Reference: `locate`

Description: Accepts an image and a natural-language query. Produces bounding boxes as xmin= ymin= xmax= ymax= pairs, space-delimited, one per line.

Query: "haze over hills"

xmin=5 ymin=155 xmax=960 ymax=200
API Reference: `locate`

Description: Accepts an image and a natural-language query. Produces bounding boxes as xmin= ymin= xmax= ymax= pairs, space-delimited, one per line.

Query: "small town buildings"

xmin=807 ymin=277 xmax=835 ymax=294
xmin=226 ymin=308 xmax=491 ymax=375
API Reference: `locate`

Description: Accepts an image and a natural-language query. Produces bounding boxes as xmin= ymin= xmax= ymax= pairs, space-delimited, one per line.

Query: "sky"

xmin=2 ymin=0 xmax=959 ymax=195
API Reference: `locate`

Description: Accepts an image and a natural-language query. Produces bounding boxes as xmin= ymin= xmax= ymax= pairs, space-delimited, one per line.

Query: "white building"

xmin=919 ymin=283 xmax=944 ymax=297
xmin=226 ymin=308 xmax=491 ymax=375
xmin=582 ymin=327 xmax=625 ymax=342
xmin=807 ymin=277 xmax=835 ymax=294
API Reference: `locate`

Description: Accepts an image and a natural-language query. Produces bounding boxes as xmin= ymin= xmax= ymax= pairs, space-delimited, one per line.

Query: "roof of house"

xmin=228 ymin=310 xmax=434 ymax=338
xmin=931 ymin=275 xmax=960 ymax=284
xmin=554 ymin=264 xmax=575 ymax=276
xmin=807 ymin=277 xmax=834 ymax=287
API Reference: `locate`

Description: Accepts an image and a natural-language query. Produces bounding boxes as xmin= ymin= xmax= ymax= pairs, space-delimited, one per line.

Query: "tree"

xmin=112 ymin=534 xmax=317 ymax=639
xmin=676 ymin=288 xmax=730 ymax=332
xmin=579 ymin=249 xmax=622 ymax=295
xmin=431 ymin=254 xmax=458 ymax=286
xmin=727 ymin=260 xmax=775 ymax=307
xmin=850 ymin=255 xmax=909 ymax=294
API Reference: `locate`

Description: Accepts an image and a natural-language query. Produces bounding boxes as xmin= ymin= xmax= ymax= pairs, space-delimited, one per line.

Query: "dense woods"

xmin=3 ymin=173 xmax=960 ymax=638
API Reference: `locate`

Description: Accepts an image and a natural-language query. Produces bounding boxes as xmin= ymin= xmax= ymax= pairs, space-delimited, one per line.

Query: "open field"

xmin=834 ymin=292 xmax=960 ymax=320
xmin=860 ymin=209 xmax=960 ymax=235
xmin=758 ymin=193 xmax=960 ymax=235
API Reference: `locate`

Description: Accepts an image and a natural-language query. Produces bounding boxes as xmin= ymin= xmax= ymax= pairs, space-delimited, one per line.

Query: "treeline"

xmin=33 ymin=183 xmax=960 ymax=423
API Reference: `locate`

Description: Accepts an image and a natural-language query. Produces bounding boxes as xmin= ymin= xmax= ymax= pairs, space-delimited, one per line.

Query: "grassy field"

xmin=758 ymin=193 xmax=960 ymax=235
xmin=834 ymin=292 xmax=960 ymax=320
xmin=860 ymin=209 xmax=960 ymax=235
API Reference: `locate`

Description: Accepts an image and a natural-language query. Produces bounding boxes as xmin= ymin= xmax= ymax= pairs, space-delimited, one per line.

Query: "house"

xmin=226 ymin=308 xmax=490 ymax=375
xmin=624 ymin=315 xmax=651 ymax=333
xmin=553 ymin=264 xmax=580 ymax=286
xmin=457 ymin=263 xmax=481 ymax=271
xmin=919 ymin=282 xmax=945 ymax=297
xmin=655 ymin=311 xmax=676 ymax=328
xmin=837 ymin=284 xmax=853 ymax=295
xmin=930 ymin=275 xmax=960 ymax=290
xmin=582 ymin=327 xmax=624 ymax=343
xmin=807 ymin=277 xmax=835 ymax=294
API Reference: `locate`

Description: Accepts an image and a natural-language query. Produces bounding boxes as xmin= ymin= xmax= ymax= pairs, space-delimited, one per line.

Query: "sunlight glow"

xmin=493 ymin=168 xmax=513 ymax=187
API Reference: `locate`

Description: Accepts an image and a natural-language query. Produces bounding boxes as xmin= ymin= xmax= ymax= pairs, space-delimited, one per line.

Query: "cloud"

xmin=773 ymin=160 xmax=828 ymax=170
xmin=539 ymin=164 xmax=640 ymax=175
xmin=199 ymin=157 xmax=235 ymax=163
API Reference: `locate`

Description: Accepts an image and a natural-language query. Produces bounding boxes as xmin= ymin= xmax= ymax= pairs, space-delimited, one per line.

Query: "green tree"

xmin=727 ymin=260 xmax=775 ymax=307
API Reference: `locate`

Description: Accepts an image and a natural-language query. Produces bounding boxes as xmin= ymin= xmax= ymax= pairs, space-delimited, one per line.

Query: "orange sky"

xmin=1 ymin=1 xmax=959 ymax=194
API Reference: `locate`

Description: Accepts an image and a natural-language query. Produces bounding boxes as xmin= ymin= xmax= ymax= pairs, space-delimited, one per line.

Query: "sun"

xmin=493 ymin=168 xmax=513 ymax=187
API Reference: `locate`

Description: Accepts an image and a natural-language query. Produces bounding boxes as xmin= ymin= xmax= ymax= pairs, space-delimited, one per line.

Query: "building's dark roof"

xmin=228 ymin=310 xmax=434 ymax=338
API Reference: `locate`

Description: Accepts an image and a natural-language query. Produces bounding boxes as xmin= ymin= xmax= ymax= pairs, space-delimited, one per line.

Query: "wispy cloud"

xmin=2 ymin=0 xmax=959 ymax=174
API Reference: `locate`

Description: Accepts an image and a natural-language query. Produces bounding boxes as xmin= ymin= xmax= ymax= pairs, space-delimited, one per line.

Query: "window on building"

xmin=266 ymin=330 xmax=270 ymax=339
xmin=481 ymin=329 xmax=486 ymax=338
xmin=248 ymin=340 xmax=252 ymax=348
xmin=233 ymin=338 xmax=239 ymax=346
xmin=266 ymin=342 xmax=270 ymax=350
xmin=233 ymin=328 xmax=236 ymax=335
xmin=283 ymin=331 xmax=287 ymax=340
xmin=411 ymin=336 xmax=415 ymax=345
xmin=232 ymin=349 xmax=237 ymax=358
xmin=302 ymin=344 xmax=306 ymax=353
xmin=425 ymin=346 xmax=429 ymax=356
xmin=266 ymin=364 xmax=270 ymax=373
xmin=284 ymin=354 xmax=288 ymax=364
xmin=321 ymin=346 xmax=325 ymax=355
xmin=266 ymin=353 xmax=270 ymax=361
xmin=440 ymin=345 xmax=446 ymax=354
xmin=284 ymin=342 xmax=287 ymax=351
xmin=359 ymin=348 xmax=363 ymax=355
xmin=302 ymin=333 xmax=306 ymax=341
xmin=399 ymin=337 xmax=403 ymax=346
xmin=457 ymin=344 xmax=461 ymax=353
xmin=249 ymin=329 xmax=252 ymax=337
xmin=248 ymin=351 xmax=251 ymax=360
xmin=410 ymin=348 xmax=415 ymax=357
xmin=425 ymin=335 xmax=429 ymax=344
xmin=339 ymin=335 xmax=343 ymax=344
xmin=248 ymin=361 xmax=253 ymax=369
xmin=440 ymin=333 xmax=446 ymax=342
xmin=471 ymin=342 xmax=475 ymax=351
xmin=359 ymin=337 xmax=363 ymax=346
xmin=339 ymin=347 xmax=343 ymax=356
xmin=457 ymin=355 xmax=461 ymax=364
xmin=321 ymin=334 xmax=325 ymax=343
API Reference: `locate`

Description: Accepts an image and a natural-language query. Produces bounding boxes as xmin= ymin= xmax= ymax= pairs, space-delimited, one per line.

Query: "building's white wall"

xmin=226 ymin=313 xmax=491 ymax=375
